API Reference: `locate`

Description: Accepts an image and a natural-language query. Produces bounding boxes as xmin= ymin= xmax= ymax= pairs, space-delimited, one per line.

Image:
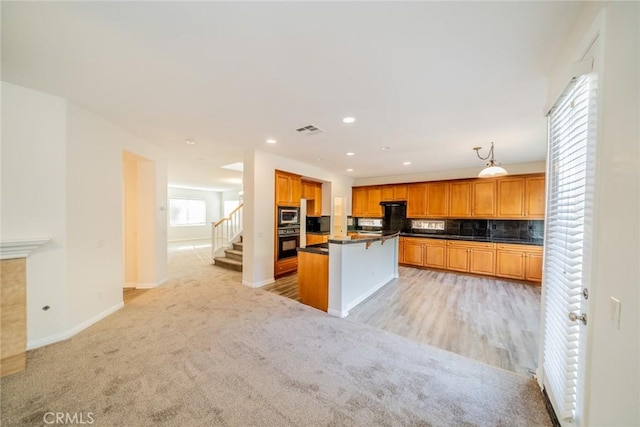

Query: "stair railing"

xmin=212 ymin=203 xmax=243 ymax=259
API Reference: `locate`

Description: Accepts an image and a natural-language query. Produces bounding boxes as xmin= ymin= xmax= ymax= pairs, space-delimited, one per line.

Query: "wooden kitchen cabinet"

xmin=400 ymin=237 xmax=447 ymax=269
xmin=275 ymin=170 xmax=302 ymax=206
xmin=471 ymin=180 xmax=496 ymax=217
xmin=407 ymin=183 xmax=427 ymax=218
xmin=446 ymin=241 xmax=496 ymax=275
xmin=306 ymin=234 xmax=328 ymax=246
xmin=449 ymin=179 xmax=495 ymax=218
xmin=424 ymin=239 xmax=447 ymax=269
xmin=525 ymin=175 xmax=546 ymax=218
xmin=497 ymin=175 xmax=545 ymax=219
xmin=496 ymin=243 xmax=543 ymax=283
xmin=449 ymin=181 xmax=472 ymax=217
xmin=352 ymin=187 xmax=368 ymax=217
xmin=302 ymin=180 xmax=322 ymax=217
xmin=366 ymin=186 xmax=383 ymax=217
xmin=381 ymin=184 xmax=408 ymax=201
xmin=275 ymin=257 xmax=298 ymax=277
xmin=426 ymin=182 xmax=449 ymax=217
xmin=401 ymin=238 xmax=425 ymax=266
xmin=407 ymin=182 xmax=449 ymax=218
xmin=352 ymin=186 xmax=382 ymax=217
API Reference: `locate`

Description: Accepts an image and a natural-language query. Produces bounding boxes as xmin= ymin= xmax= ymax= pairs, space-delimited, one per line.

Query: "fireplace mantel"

xmin=0 ymin=238 xmax=50 ymax=260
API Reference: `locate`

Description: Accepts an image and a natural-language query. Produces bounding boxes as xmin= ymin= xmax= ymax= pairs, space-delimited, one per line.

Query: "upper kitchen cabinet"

xmin=426 ymin=182 xmax=449 ymax=217
xmin=496 ymin=174 xmax=545 ymax=219
xmin=275 ymin=170 xmax=302 ymax=206
xmin=407 ymin=182 xmax=449 ymax=218
xmin=525 ymin=175 xmax=546 ymax=218
xmin=449 ymin=179 xmax=496 ymax=218
xmin=381 ymin=184 xmax=408 ymax=201
xmin=449 ymin=180 xmax=472 ymax=217
xmin=471 ymin=179 xmax=496 ymax=217
xmin=366 ymin=186 xmax=383 ymax=217
xmin=352 ymin=186 xmax=383 ymax=217
xmin=302 ymin=180 xmax=322 ymax=217
xmin=407 ymin=183 xmax=427 ymax=217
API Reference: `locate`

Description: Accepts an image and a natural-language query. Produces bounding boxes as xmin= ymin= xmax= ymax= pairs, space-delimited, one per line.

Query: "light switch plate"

xmin=610 ymin=297 xmax=621 ymax=329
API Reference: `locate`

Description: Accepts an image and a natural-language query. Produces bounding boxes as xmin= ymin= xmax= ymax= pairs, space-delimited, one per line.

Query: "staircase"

xmin=212 ymin=204 xmax=243 ymax=271
xmin=213 ymin=236 xmax=243 ymax=271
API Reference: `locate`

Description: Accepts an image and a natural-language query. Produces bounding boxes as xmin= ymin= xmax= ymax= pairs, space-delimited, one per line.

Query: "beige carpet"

xmin=1 ymin=243 xmax=551 ymax=426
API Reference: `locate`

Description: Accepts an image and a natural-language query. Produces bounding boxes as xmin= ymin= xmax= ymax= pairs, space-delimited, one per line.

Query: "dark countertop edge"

xmin=297 ymin=246 xmax=329 ymax=255
xmin=400 ymin=233 xmax=543 ymax=246
xmin=305 ymin=231 xmax=330 ymax=235
xmin=328 ymin=231 xmax=400 ymax=245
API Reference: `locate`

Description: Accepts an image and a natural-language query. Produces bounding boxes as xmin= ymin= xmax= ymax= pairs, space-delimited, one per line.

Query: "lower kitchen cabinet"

xmin=306 ymin=234 xmax=328 ymax=246
xmin=275 ymin=257 xmax=298 ymax=277
xmin=446 ymin=241 xmax=496 ymax=275
xmin=424 ymin=239 xmax=446 ymax=269
xmin=400 ymin=237 xmax=542 ymax=283
xmin=402 ymin=238 xmax=424 ymax=266
xmin=496 ymin=244 xmax=543 ymax=282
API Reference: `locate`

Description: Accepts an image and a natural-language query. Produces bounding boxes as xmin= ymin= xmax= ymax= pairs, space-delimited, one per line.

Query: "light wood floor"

xmin=123 ymin=288 xmax=148 ymax=304
xmin=268 ymin=267 xmax=540 ymax=376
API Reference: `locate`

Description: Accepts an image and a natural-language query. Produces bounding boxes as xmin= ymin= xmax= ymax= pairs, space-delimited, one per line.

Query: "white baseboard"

xmin=328 ymin=308 xmax=348 ymax=318
xmin=136 ymin=277 xmax=168 ymax=289
xmin=124 ymin=282 xmax=137 ymax=288
xmin=345 ymin=273 xmax=394 ymax=313
xmin=27 ymin=301 xmax=124 ymax=350
xmin=242 ymin=278 xmax=274 ymax=288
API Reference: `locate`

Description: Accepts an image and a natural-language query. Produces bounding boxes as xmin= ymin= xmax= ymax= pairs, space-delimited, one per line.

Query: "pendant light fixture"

xmin=473 ymin=142 xmax=508 ymax=178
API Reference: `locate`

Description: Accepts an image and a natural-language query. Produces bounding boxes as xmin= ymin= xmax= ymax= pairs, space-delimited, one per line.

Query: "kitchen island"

xmin=297 ymin=232 xmax=399 ymax=317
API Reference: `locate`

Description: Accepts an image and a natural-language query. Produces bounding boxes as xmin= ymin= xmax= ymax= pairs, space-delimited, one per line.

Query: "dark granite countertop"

xmin=400 ymin=232 xmax=543 ymax=246
xmin=328 ymin=231 xmax=400 ymax=245
xmin=305 ymin=231 xmax=330 ymax=235
xmin=297 ymin=243 xmax=329 ymax=255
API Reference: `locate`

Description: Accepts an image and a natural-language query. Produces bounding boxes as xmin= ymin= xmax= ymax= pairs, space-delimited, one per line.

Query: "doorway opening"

xmin=122 ymin=150 xmax=157 ymax=304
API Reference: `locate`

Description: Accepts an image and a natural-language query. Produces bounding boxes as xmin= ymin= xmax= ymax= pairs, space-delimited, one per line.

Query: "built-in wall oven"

xmin=277 ymin=226 xmax=300 ymax=260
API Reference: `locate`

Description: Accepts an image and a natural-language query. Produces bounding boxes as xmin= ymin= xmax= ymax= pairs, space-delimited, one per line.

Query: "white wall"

xmin=1 ymin=82 xmax=70 ymax=343
xmin=167 ymin=187 xmax=222 ymax=241
xmin=242 ymin=149 xmax=353 ymax=287
xmin=544 ymin=3 xmax=639 ymax=426
xmin=1 ymin=82 xmax=169 ymax=348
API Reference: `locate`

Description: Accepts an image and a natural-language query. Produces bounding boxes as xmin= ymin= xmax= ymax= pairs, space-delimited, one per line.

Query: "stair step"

xmin=232 ymin=241 xmax=243 ymax=251
xmin=213 ymin=257 xmax=242 ymax=272
xmin=225 ymin=249 xmax=243 ymax=261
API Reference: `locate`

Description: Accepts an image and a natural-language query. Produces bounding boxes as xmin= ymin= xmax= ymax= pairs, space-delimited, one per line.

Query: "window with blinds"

xmin=543 ymin=73 xmax=597 ymax=423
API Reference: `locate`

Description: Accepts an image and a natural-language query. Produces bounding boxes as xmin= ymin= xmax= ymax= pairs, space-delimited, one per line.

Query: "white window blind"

xmin=543 ymin=73 xmax=596 ymax=422
xmin=169 ymin=198 xmax=206 ymax=226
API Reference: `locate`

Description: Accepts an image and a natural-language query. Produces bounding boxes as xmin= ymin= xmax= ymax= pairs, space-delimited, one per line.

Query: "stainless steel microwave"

xmin=278 ymin=207 xmax=300 ymax=226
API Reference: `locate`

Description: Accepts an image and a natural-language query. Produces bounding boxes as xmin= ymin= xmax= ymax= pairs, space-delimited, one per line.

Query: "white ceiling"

xmin=1 ymin=1 xmax=584 ymax=191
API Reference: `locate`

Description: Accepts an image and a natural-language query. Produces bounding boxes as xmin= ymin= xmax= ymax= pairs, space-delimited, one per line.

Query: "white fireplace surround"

xmin=0 ymin=238 xmax=50 ymax=260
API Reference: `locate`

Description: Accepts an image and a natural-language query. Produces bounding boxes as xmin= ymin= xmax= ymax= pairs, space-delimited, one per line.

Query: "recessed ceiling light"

xmin=381 ymin=146 xmax=391 ymax=151
xmin=266 ymin=139 xmax=277 ymax=144
xmin=403 ymin=161 xmax=412 ymax=166
xmin=346 ymin=152 xmax=355 ymax=156
xmin=346 ymin=168 xmax=354 ymax=172
xmin=185 ymin=139 xmax=196 ymax=145
xmin=342 ymin=117 xmax=356 ymax=124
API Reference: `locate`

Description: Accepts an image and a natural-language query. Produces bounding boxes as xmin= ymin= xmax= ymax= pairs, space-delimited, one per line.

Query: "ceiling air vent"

xmin=296 ymin=124 xmax=324 ymax=136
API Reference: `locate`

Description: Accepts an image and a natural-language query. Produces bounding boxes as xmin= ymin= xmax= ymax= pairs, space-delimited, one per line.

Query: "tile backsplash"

xmin=411 ymin=219 xmax=544 ymax=240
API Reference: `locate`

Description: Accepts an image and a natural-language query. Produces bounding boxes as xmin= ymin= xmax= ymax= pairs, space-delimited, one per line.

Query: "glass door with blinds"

xmin=539 ymin=72 xmax=597 ymax=426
